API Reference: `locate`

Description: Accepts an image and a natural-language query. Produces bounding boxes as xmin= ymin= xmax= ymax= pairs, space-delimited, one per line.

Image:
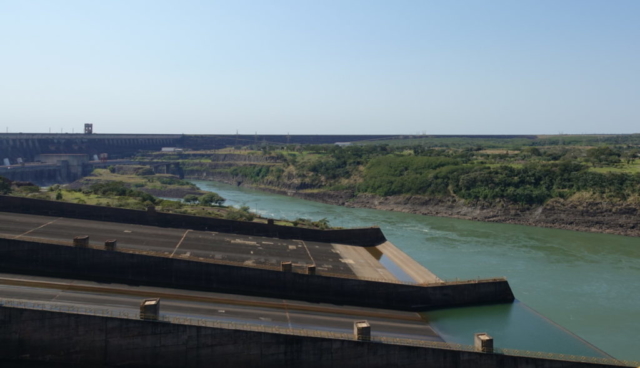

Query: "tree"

xmin=622 ymin=149 xmax=640 ymax=164
xmin=522 ymin=147 xmax=542 ymax=157
xmin=198 ymin=192 xmax=226 ymax=206
xmin=0 ymin=176 xmax=11 ymax=194
xmin=183 ymin=194 xmax=199 ymax=204
xmin=586 ymin=146 xmax=621 ymax=167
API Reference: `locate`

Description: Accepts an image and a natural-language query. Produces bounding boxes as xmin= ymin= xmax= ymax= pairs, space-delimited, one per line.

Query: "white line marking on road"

xmin=282 ymin=300 xmax=293 ymax=329
xmin=298 ymin=240 xmax=315 ymax=266
xmin=13 ymin=218 xmax=62 ymax=239
xmin=170 ymin=230 xmax=191 ymax=258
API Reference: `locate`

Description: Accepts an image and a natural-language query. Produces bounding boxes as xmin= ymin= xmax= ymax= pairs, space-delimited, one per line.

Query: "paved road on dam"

xmin=0 ymin=273 xmax=442 ymax=342
xmin=0 ymin=211 xmax=394 ymax=279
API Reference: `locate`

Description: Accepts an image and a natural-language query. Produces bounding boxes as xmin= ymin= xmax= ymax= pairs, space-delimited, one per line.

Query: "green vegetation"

xmin=0 ymin=176 xmax=11 ymax=194
xmin=224 ymin=205 xmax=255 ymax=221
xmin=74 ymin=168 xmax=200 ymax=196
xmin=292 ymin=217 xmax=330 ymax=230
xmin=3 ymin=171 xmax=331 ymax=229
xmin=159 ymin=137 xmax=640 ymax=207
xmin=363 ymin=134 xmax=640 ymax=150
xmin=20 ymin=185 xmax=40 ymax=194
xmin=200 ymin=192 xmax=225 ymax=206
xmin=85 ymin=181 xmax=158 ymax=204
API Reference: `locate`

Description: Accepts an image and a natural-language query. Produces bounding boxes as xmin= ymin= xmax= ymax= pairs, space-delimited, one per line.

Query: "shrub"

xmin=183 ymin=194 xmax=199 ymax=204
xmin=20 ymin=185 xmax=40 ymax=194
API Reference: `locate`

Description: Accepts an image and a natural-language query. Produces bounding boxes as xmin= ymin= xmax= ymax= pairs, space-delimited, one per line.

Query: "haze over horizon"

xmin=1 ymin=1 xmax=639 ymax=135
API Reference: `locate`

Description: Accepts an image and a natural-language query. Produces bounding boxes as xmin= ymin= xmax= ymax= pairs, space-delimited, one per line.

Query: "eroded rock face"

xmin=344 ymin=194 xmax=640 ymax=237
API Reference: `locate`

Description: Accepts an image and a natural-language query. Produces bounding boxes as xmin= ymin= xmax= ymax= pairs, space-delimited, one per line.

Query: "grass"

xmin=83 ymin=169 xmax=146 ymax=183
xmin=78 ymin=169 xmax=200 ymax=192
xmin=18 ymin=189 xmax=144 ymax=208
xmin=483 ymin=163 xmax=525 ymax=169
xmin=478 ymin=149 xmax=520 ymax=155
xmin=588 ymin=160 xmax=640 ymax=174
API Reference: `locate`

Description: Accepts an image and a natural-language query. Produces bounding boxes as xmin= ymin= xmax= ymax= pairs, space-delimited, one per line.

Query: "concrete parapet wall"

xmin=0 ymin=195 xmax=386 ymax=246
xmin=0 ymin=306 xmax=624 ymax=368
xmin=0 ymin=237 xmax=514 ymax=311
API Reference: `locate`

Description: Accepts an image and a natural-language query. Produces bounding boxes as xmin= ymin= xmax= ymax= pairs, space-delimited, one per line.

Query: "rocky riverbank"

xmin=189 ymin=175 xmax=640 ymax=237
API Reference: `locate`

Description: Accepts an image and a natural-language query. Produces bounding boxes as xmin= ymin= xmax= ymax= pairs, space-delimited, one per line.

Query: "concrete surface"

xmin=0 ymin=273 xmax=439 ymax=341
xmin=0 ymin=235 xmax=515 ymax=311
xmin=0 ymin=306 xmax=627 ymax=368
xmin=0 ymin=212 xmax=370 ymax=278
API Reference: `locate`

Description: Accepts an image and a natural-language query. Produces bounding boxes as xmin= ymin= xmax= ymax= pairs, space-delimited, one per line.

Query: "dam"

xmin=0 ymin=195 xmax=635 ymax=367
xmin=0 ymin=132 xmax=538 ymax=162
xmin=0 ymin=133 xmax=401 ymax=162
xmin=0 ymin=132 xmax=637 ymax=366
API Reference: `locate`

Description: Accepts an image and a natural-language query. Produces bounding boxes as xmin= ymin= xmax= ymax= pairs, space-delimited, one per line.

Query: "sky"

xmin=1 ymin=1 xmax=639 ymax=135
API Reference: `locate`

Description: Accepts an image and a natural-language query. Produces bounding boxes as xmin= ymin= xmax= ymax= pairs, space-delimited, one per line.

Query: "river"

xmin=190 ymin=180 xmax=640 ymax=361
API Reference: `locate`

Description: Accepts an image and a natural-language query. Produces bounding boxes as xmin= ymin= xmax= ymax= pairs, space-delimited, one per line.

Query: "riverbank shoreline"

xmin=188 ymin=176 xmax=640 ymax=238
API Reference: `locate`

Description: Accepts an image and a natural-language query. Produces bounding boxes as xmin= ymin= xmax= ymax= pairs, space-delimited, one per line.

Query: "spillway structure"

xmin=0 ymin=195 xmax=635 ymax=368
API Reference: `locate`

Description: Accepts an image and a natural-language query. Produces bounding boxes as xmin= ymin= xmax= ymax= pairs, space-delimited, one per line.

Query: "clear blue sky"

xmin=1 ymin=1 xmax=639 ymax=135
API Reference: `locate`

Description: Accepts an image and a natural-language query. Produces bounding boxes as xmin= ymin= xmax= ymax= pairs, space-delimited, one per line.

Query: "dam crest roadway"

xmin=0 ymin=200 xmax=632 ymax=367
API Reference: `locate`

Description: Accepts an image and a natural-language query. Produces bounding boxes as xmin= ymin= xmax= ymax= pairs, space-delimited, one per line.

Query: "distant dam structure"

xmin=0 ymin=132 xmax=539 ymax=163
xmin=0 ymin=133 xmax=183 ymax=162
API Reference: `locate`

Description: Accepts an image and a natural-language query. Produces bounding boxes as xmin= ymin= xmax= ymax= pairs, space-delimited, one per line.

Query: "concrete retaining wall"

xmin=0 ymin=306 xmax=622 ymax=368
xmin=0 ymin=195 xmax=386 ymax=246
xmin=0 ymin=238 xmax=514 ymax=311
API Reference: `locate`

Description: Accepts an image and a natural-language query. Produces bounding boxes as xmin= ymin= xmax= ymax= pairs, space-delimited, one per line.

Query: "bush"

xmin=88 ymin=181 xmax=158 ymax=204
xmin=0 ymin=177 xmax=10 ymax=194
xmin=224 ymin=206 xmax=254 ymax=221
xmin=159 ymin=200 xmax=183 ymax=210
xmin=20 ymin=185 xmax=40 ymax=194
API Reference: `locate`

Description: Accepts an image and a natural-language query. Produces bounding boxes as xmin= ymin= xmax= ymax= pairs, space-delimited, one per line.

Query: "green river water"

xmin=191 ymin=180 xmax=640 ymax=361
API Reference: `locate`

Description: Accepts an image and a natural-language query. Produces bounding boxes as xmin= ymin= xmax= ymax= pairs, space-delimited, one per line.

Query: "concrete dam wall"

xmin=0 ymin=306 xmax=625 ymax=368
xmin=0 ymin=133 xmax=395 ymax=162
xmin=0 ymin=195 xmax=386 ymax=246
xmin=1 ymin=133 xmax=536 ymax=162
xmin=0 ymin=237 xmax=514 ymax=311
xmin=0 ymin=134 xmax=182 ymax=162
